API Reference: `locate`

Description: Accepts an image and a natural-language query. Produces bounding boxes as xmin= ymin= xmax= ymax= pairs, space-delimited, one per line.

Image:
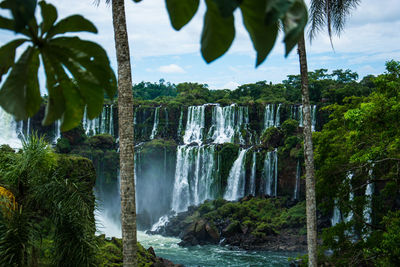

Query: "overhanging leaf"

xmin=264 ymin=0 xmax=292 ymax=25
xmin=0 ymin=0 xmax=37 ymax=33
xmin=212 ymin=0 xmax=242 ymax=17
xmin=283 ymin=0 xmax=308 ymax=56
xmin=49 ymin=37 xmax=117 ymax=101
xmin=240 ymin=0 xmax=278 ymax=66
xmin=42 ymin=52 xmax=84 ymax=131
xmin=0 ymin=15 xmax=31 ymax=37
xmin=0 ymin=47 xmax=41 ymax=120
xmin=45 ymin=44 xmax=105 ymax=120
xmin=0 ymin=38 xmax=27 ymax=82
xmin=46 ymin=15 xmax=97 ymax=39
xmin=201 ymin=0 xmax=235 ymax=63
xmin=41 ymin=52 xmax=65 ymax=126
xmin=39 ymin=1 xmax=57 ymax=35
xmin=165 ymin=0 xmax=199 ymax=30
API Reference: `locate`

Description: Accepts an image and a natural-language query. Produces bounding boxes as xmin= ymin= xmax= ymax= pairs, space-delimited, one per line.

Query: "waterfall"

xmin=295 ymin=104 xmax=317 ymax=130
xmin=83 ymin=105 xmax=115 ymax=137
xmin=275 ymin=104 xmax=281 ymax=127
xmin=26 ymin=118 xmax=31 ymax=136
xmin=224 ymin=149 xmax=248 ymax=201
xmin=299 ymin=105 xmax=303 ymax=127
xmin=177 ymin=109 xmax=183 ymax=138
xmin=150 ymin=107 xmax=160 ymax=140
xmin=249 ymin=151 xmax=257 ymax=196
xmin=263 ymin=149 xmax=278 ymax=196
xmin=209 ymin=104 xmax=236 ymax=144
xmin=83 ymin=107 xmax=98 ymax=136
xmin=100 ymin=107 xmax=107 ymax=134
xmin=171 ymin=145 xmax=215 ymax=212
xmin=294 ymin=159 xmax=301 ymax=200
xmin=364 ymin=168 xmax=374 ymax=225
xmin=183 ymin=105 xmax=205 ymax=145
xmin=311 ymin=105 xmax=317 ymax=132
xmin=54 ymin=120 xmax=61 ymax=143
xmin=207 ymin=104 xmax=249 ymax=144
xmin=237 ymin=106 xmax=249 ymax=145
xmin=345 ymin=173 xmax=354 ymax=223
xmin=364 ymin=183 xmax=374 ymax=223
xmin=109 ymin=105 xmax=114 ymax=136
xmin=331 ymin=199 xmax=341 ymax=226
xmin=0 ymin=107 xmax=21 ymax=148
xmin=264 ymin=104 xmax=275 ymax=129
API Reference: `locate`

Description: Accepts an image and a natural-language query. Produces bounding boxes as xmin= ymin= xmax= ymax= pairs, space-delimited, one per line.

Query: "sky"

xmin=1 ymin=0 xmax=400 ymax=89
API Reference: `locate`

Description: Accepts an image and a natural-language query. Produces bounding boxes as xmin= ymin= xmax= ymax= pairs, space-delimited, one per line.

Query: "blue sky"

xmin=1 ymin=0 xmax=400 ymax=89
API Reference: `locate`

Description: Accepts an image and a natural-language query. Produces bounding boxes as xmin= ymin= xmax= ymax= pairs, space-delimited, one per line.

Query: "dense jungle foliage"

xmin=0 ymin=136 xmax=167 ymax=266
xmin=312 ymin=60 xmax=400 ymax=266
xmin=132 ymin=68 xmax=375 ymax=106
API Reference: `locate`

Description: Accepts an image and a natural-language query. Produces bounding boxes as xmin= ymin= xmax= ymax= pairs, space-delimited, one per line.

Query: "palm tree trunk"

xmin=111 ymin=0 xmax=137 ymax=266
xmin=297 ymin=34 xmax=318 ymax=267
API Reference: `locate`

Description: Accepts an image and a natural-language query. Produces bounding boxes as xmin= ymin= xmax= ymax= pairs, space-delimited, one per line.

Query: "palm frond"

xmin=309 ymin=0 xmax=360 ymax=42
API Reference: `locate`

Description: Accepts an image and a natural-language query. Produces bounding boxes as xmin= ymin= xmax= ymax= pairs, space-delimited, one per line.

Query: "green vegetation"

xmin=313 ymin=60 xmax=400 ymax=265
xmin=0 ymin=1 xmax=116 ymax=131
xmin=132 ymin=69 xmax=376 ymax=107
xmin=96 ymin=235 xmax=165 ymax=267
xmin=197 ymin=197 xmax=306 ymax=238
xmin=0 ymin=135 xmax=97 ymax=266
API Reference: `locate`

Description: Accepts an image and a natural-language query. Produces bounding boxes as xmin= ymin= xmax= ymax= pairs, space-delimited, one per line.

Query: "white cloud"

xmin=222 ymin=81 xmax=240 ymax=90
xmin=158 ymin=64 xmax=185 ymax=74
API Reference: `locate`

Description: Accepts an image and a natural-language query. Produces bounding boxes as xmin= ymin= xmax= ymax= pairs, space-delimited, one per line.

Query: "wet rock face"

xmin=149 ymin=197 xmax=309 ymax=252
xmin=179 ymin=219 xmax=220 ymax=246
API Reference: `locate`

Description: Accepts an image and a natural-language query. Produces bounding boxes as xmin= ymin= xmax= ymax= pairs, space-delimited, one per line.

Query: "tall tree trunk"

xmin=111 ymin=0 xmax=137 ymax=266
xmin=297 ymin=34 xmax=318 ymax=267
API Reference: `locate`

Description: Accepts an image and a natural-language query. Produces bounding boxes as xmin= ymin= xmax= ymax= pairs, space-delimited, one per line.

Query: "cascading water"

xmin=294 ymin=104 xmax=317 ymax=131
xmin=224 ymin=149 xmax=249 ymax=201
xmin=53 ymin=120 xmax=61 ymax=143
xmin=0 ymin=107 xmax=22 ymax=148
xmin=345 ymin=173 xmax=354 ymax=223
xmin=177 ymin=109 xmax=183 ymax=138
xmin=275 ymin=104 xmax=281 ymax=127
xmin=299 ymin=105 xmax=304 ymax=127
xmin=183 ymin=105 xmax=205 ymax=144
xmin=293 ymin=160 xmax=301 ymax=200
xmin=263 ymin=149 xmax=278 ymax=196
xmin=83 ymin=105 xmax=115 ymax=137
xmin=264 ymin=104 xmax=276 ymax=129
xmin=209 ymin=104 xmax=236 ymax=144
xmin=171 ymin=145 xmax=215 ymax=212
xmin=207 ymin=104 xmax=249 ymax=144
xmin=150 ymin=107 xmax=160 ymax=140
xmin=364 ymin=168 xmax=374 ymax=225
xmin=109 ymin=105 xmax=114 ymax=136
xmin=311 ymin=105 xmax=317 ymax=132
xmin=331 ymin=199 xmax=341 ymax=226
xmin=249 ymin=151 xmax=257 ymax=196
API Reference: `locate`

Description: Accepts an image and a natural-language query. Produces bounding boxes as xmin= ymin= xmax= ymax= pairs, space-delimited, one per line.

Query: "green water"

xmin=138 ymin=231 xmax=301 ymax=267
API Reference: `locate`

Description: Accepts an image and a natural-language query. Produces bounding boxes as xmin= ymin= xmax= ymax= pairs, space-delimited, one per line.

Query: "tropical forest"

xmin=0 ymin=0 xmax=399 ymax=267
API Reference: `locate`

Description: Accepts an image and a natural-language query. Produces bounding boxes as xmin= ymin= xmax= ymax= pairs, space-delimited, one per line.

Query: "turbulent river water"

xmin=95 ymin=198 xmax=300 ymax=267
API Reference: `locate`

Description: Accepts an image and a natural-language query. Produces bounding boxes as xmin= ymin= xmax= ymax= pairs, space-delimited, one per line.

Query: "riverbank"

xmin=149 ymin=196 xmax=308 ymax=252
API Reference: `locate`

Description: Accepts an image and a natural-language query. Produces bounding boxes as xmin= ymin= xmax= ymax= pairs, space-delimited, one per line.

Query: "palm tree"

xmin=110 ymin=0 xmax=137 ymax=266
xmin=0 ymin=135 xmax=97 ymax=266
xmin=297 ymin=1 xmax=360 ymax=266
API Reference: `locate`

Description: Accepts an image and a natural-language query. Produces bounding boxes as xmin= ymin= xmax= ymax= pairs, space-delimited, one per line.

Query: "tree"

xmin=298 ymin=1 xmax=361 ymax=265
xmin=0 ymin=135 xmax=97 ymax=266
xmin=110 ymin=0 xmax=137 ymax=266
xmin=314 ymin=61 xmax=400 ymax=266
xmin=0 ymin=1 xmax=116 ymax=131
xmin=1 ymin=1 xmax=309 ymax=266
